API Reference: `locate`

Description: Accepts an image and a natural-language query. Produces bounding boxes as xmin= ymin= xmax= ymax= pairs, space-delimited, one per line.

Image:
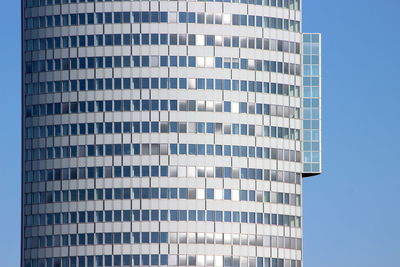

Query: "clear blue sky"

xmin=1 ymin=0 xmax=400 ymax=266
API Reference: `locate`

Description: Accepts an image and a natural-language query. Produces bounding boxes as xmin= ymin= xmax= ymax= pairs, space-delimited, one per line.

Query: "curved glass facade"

xmin=22 ymin=0 xmax=321 ymax=266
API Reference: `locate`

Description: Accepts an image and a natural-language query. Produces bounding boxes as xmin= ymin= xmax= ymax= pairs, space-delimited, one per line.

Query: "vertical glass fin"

xmin=302 ymin=33 xmax=322 ymax=175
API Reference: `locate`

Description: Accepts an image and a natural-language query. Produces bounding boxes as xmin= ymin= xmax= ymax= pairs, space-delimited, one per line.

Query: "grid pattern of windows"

xmin=21 ymin=0 xmax=321 ymax=266
xmin=303 ymin=34 xmax=322 ymax=174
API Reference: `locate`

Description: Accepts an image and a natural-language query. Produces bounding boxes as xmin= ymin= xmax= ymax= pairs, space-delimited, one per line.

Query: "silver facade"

xmin=22 ymin=1 xmax=321 ymax=266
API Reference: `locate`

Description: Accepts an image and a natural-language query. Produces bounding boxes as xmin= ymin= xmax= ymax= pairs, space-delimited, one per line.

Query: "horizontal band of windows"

xmin=24 ymin=187 xmax=301 ymax=206
xmin=24 ymin=209 xmax=301 ymax=227
xmin=25 ymin=99 xmax=300 ymax=119
xmin=25 ymin=78 xmax=300 ymax=97
xmin=24 ymin=11 xmax=301 ymax=32
xmin=26 ymin=121 xmax=301 ymax=141
xmin=24 ymin=254 xmax=301 ymax=267
xmin=24 ymin=231 xmax=302 ymax=250
xmin=25 ymin=166 xmax=301 ymax=184
xmin=24 ymin=0 xmax=301 ymax=11
xmin=25 ymin=33 xmax=300 ymax=54
xmin=25 ymin=143 xmax=302 ymax=163
xmin=25 ymin=55 xmax=302 ymax=75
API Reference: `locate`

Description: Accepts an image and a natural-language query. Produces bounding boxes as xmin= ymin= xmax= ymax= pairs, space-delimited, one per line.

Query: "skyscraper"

xmin=22 ymin=0 xmax=322 ymax=266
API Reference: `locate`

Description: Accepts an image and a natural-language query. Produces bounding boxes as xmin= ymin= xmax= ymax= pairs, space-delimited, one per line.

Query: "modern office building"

xmin=22 ymin=0 xmax=322 ymax=266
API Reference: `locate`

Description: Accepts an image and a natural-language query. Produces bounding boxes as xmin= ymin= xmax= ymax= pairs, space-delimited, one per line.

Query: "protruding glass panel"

xmin=303 ymin=33 xmax=322 ymax=176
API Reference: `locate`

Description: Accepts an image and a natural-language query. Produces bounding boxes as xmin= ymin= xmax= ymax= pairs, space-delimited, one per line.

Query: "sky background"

xmin=1 ymin=0 xmax=400 ymax=266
